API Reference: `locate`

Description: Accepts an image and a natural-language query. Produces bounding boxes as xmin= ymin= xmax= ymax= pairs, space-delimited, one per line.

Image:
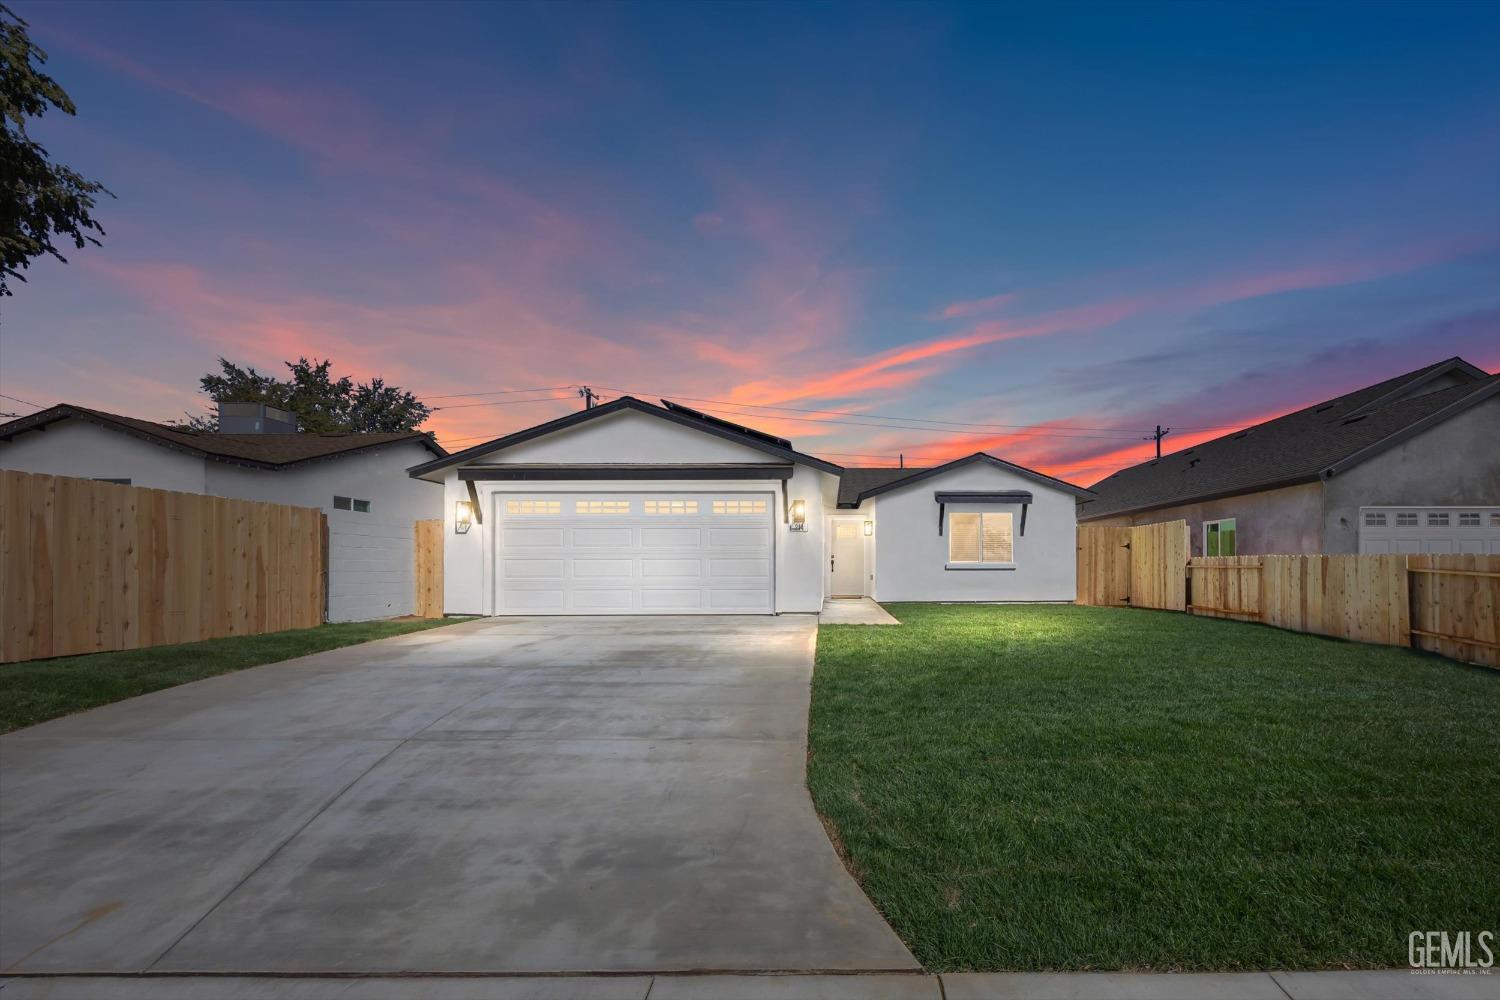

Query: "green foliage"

xmin=0 ymin=4 xmax=110 ymax=295
xmin=182 ymin=356 xmax=432 ymax=432
xmin=810 ymin=603 xmax=1500 ymax=971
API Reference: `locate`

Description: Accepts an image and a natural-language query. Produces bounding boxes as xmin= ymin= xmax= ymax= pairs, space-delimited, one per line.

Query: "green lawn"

xmin=808 ymin=603 xmax=1500 ymax=972
xmin=0 ymin=617 xmax=471 ymax=734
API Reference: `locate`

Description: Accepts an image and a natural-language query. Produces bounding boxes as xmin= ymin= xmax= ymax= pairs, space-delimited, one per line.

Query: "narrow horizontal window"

xmin=712 ymin=499 xmax=766 ymax=514
xmin=352 ymin=499 xmax=372 ymax=513
xmin=1427 ymin=512 xmax=1450 ymax=527
xmin=505 ymin=499 xmax=561 ymax=515
xmin=1458 ymin=512 xmax=1481 ymax=527
xmin=1395 ymin=513 xmax=1418 ymax=527
xmin=575 ymin=500 xmax=630 ymax=514
xmin=94 ymin=477 xmax=132 ymax=485
xmin=1363 ymin=512 xmax=1386 ymax=527
xmin=333 ymin=495 xmax=352 ymax=511
xmin=644 ymin=499 xmax=698 ymax=514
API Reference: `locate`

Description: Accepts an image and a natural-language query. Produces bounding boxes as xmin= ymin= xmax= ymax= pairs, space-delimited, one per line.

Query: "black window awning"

xmin=934 ymin=490 xmax=1034 ymax=536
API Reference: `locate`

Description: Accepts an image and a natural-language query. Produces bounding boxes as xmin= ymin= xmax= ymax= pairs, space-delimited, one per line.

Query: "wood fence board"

xmin=1410 ymin=554 xmax=1500 ymax=668
xmin=0 ymin=471 xmax=326 ymax=662
xmin=414 ymin=518 xmax=444 ymax=619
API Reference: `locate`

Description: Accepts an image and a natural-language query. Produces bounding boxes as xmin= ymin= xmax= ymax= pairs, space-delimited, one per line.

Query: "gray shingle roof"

xmin=0 ymin=405 xmax=445 ymax=469
xmin=837 ymin=467 xmax=926 ymax=506
xmin=1078 ymin=358 xmax=1498 ymax=521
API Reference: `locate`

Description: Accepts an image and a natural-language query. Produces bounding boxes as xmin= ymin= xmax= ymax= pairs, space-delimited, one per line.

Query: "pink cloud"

xmin=938 ymin=292 xmax=1015 ymax=320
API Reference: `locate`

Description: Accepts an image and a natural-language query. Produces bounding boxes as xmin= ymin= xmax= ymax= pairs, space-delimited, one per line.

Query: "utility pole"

xmin=1146 ymin=424 xmax=1171 ymax=459
xmin=899 ymin=453 xmax=904 ymax=469
xmin=578 ymin=386 xmax=598 ymax=410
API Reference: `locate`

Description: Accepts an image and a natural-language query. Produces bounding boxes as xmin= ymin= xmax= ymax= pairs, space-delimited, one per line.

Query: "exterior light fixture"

xmin=864 ymin=520 xmax=874 ymax=536
xmin=455 ymin=500 xmax=473 ymax=534
xmin=790 ymin=498 xmax=807 ymax=531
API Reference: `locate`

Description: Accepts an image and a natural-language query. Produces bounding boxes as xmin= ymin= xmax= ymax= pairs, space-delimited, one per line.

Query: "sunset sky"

xmin=2 ymin=2 xmax=1497 ymax=485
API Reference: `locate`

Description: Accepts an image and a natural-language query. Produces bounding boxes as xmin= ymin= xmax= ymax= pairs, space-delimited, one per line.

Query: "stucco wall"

xmin=867 ymin=463 xmax=1078 ymax=602
xmin=1085 ymin=481 xmax=1326 ymax=556
xmin=208 ymin=440 xmax=442 ymax=621
xmin=1322 ymin=395 xmax=1500 ymax=553
xmin=0 ymin=419 xmax=207 ymax=493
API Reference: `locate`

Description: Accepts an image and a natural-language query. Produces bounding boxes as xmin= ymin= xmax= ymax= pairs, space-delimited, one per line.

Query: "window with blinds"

xmin=948 ymin=512 xmax=1013 ymax=565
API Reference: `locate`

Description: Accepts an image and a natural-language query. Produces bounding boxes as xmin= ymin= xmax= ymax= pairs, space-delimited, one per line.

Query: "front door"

xmin=830 ymin=520 xmax=865 ymax=597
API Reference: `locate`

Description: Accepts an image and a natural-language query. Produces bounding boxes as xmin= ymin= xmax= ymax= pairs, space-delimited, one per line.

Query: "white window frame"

xmin=946 ymin=511 xmax=1015 ymax=569
xmin=1203 ymin=517 xmax=1237 ymax=557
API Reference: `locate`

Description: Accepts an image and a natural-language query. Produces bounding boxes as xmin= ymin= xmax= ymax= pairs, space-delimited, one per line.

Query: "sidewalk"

xmin=2 ymin=970 xmax=1497 ymax=999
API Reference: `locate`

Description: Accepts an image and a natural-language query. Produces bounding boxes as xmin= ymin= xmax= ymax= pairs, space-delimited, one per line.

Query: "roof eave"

xmin=1076 ymin=471 xmax=1324 ymax=522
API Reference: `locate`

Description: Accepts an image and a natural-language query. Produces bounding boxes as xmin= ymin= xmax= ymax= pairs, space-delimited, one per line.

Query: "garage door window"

xmin=1460 ymin=512 xmax=1481 ymax=527
xmin=576 ymin=500 xmax=630 ymax=514
xmin=713 ymin=499 xmax=767 ymax=514
xmin=506 ymin=499 xmax=560 ymax=515
xmin=644 ymin=499 xmax=697 ymax=514
xmin=1364 ymin=512 xmax=1386 ymax=527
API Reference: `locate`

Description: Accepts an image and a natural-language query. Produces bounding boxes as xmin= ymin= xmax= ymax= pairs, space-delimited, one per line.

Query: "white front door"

xmin=830 ymin=519 xmax=865 ymax=597
xmin=496 ymin=491 xmax=775 ymax=614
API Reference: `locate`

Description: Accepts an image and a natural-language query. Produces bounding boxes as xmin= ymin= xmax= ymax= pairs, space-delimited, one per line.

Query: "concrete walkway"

xmin=1 ymin=970 xmax=1495 ymax=999
xmin=0 ymin=616 xmax=914 ymax=975
xmin=819 ymin=598 xmax=900 ymax=625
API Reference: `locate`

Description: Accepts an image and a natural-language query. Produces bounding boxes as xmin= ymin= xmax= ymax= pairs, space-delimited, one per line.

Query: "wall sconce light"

xmin=790 ymin=498 xmax=807 ymax=531
xmin=864 ymin=520 xmax=874 ymax=536
xmin=455 ymin=500 xmax=473 ymax=534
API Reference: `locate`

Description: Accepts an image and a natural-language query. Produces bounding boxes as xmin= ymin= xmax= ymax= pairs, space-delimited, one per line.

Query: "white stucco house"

xmin=0 ymin=403 xmax=446 ymax=622
xmin=407 ymin=396 xmax=1091 ymax=615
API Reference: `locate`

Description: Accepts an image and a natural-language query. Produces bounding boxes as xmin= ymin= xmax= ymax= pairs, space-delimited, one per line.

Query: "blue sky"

xmin=3 ymin=1 xmax=1497 ymax=481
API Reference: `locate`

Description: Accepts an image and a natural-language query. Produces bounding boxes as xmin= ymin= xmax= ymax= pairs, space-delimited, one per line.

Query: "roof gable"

xmin=408 ymin=396 xmax=841 ymax=478
xmin=838 ymin=452 xmax=1093 ymax=508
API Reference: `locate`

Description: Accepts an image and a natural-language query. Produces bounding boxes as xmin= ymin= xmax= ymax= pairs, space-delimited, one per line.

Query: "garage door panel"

xmin=571 ymin=527 xmax=633 ymax=547
xmin=641 ymin=558 xmax=703 ymax=578
xmin=642 ymin=527 xmax=702 ymax=548
xmin=640 ymin=589 xmax=703 ymax=610
xmin=1360 ymin=506 xmax=1500 ymax=557
xmin=709 ymin=528 xmax=769 ymax=548
xmin=498 ymin=492 xmax=773 ymax=615
xmin=504 ymin=558 xmax=565 ymax=579
xmin=571 ymin=558 xmax=634 ymax=577
xmin=506 ymin=527 xmax=565 ymax=547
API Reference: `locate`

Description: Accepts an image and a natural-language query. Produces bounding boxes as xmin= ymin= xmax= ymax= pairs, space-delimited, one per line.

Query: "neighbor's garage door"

xmin=1359 ymin=506 xmax=1500 ymax=554
xmin=496 ymin=492 xmax=775 ymax=614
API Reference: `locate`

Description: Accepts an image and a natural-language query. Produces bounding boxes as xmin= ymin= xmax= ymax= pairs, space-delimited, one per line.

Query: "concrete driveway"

xmin=0 ymin=616 xmax=916 ymax=975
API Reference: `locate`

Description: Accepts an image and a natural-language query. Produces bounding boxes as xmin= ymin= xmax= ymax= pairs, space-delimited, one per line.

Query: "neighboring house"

xmin=407 ymin=396 xmax=1091 ymax=615
xmin=1078 ymin=357 xmax=1500 ymax=556
xmin=0 ymin=402 xmax=446 ymax=622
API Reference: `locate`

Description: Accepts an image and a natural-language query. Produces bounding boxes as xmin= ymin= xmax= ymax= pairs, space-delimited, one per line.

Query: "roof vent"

xmin=218 ymin=401 xmax=298 ymax=434
xmin=1341 ymin=414 xmax=1368 ymax=425
xmin=1316 ymin=404 xmax=1334 ymax=413
xmin=1233 ymin=431 xmax=1249 ymax=440
xmin=1188 ymin=458 xmax=1201 ymax=468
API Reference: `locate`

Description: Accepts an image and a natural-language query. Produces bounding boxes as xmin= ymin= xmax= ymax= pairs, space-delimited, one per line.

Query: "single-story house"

xmin=0 ymin=402 xmax=446 ymax=622
xmin=1078 ymin=357 xmax=1500 ymax=556
xmin=407 ymin=396 xmax=1091 ymax=615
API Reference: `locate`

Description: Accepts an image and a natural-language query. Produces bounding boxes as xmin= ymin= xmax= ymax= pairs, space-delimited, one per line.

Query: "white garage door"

xmin=496 ymin=491 xmax=775 ymax=614
xmin=1359 ymin=506 xmax=1500 ymax=554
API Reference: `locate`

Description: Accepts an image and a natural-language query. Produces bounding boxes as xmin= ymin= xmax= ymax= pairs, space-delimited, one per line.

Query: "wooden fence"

xmin=1076 ymin=520 xmax=1188 ymax=611
xmin=1078 ymin=522 xmax=1499 ymax=668
xmin=0 ymin=471 xmax=326 ymax=662
xmin=413 ymin=518 xmax=444 ymax=618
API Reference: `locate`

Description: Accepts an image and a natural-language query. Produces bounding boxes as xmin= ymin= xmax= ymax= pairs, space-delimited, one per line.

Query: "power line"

xmin=430 ymin=393 xmax=577 ymax=412
xmin=0 ymin=392 xmax=46 ymax=410
xmin=423 ymin=385 xmax=575 ymax=401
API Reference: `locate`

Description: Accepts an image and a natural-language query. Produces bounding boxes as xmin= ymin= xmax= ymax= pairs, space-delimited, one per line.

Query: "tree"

xmin=182 ymin=357 xmax=432 ymax=433
xmin=1 ymin=4 xmax=110 ymax=295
